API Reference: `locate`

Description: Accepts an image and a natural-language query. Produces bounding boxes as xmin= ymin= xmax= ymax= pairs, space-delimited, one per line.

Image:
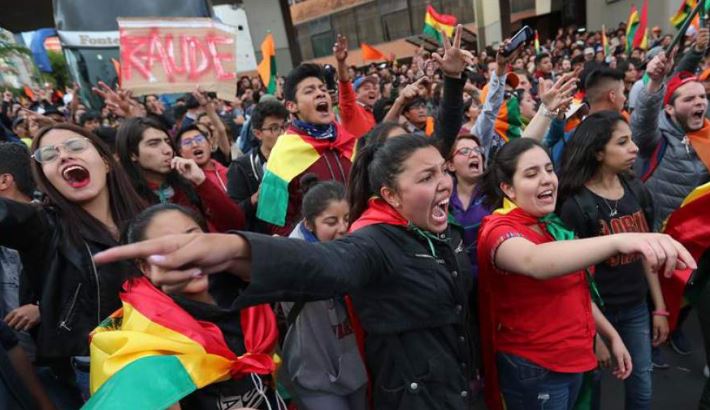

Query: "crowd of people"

xmin=0 ymin=16 xmax=709 ymax=410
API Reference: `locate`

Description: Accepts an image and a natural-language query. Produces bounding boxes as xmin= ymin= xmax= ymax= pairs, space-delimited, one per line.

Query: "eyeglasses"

xmin=32 ymin=137 xmax=91 ymax=163
xmin=180 ymin=134 xmax=208 ymax=147
xmin=260 ymin=123 xmax=287 ymax=134
xmin=455 ymin=146 xmax=483 ymax=157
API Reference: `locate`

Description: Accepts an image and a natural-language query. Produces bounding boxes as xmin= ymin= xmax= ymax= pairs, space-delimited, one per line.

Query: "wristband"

xmin=652 ymin=310 xmax=669 ymax=317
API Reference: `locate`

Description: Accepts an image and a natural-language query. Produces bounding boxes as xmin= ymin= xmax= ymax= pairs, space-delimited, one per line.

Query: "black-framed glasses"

xmin=260 ymin=123 xmax=287 ymax=134
xmin=32 ymin=137 xmax=91 ymax=163
xmin=180 ymin=134 xmax=208 ymax=147
xmin=455 ymin=146 xmax=483 ymax=157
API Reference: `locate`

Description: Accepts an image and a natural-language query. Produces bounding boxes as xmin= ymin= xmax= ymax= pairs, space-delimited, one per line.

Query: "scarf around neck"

xmin=292 ymin=119 xmax=337 ymax=140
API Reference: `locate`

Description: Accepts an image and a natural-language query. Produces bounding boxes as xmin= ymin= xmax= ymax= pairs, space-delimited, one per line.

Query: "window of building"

xmin=355 ymin=2 xmax=384 ymax=45
xmin=381 ymin=9 xmax=411 ymax=41
xmin=331 ymin=8 xmax=359 ymax=48
xmin=311 ymin=31 xmax=335 ymax=58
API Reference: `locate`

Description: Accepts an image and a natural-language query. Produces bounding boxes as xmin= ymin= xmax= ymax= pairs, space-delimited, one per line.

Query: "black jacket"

xmin=227 ymin=150 xmax=270 ymax=233
xmin=0 ymin=198 xmax=129 ymax=360
xmin=236 ymin=223 xmax=478 ymax=410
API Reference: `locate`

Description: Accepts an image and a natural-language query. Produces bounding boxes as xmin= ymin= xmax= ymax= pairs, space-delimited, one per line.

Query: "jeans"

xmin=497 ymin=352 xmax=583 ymax=410
xmin=599 ymin=302 xmax=652 ymax=410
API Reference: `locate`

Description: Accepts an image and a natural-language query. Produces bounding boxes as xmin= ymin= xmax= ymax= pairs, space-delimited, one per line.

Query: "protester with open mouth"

xmin=446 ymin=133 xmax=487 ymax=279
xmin=559 ymin=111 xmax=667 ymax=409
xmin=93 ymin=134 xmax=483 ymax=409
xmin=116 ymin=116 xmax=245 ymax=233
xmin=177 ymin=124 xmax=229 ymax=193
xmin=0 ymin=123 xmax=146 ymax=403
xmin=476 ymin=138 xmax=695 ymax=410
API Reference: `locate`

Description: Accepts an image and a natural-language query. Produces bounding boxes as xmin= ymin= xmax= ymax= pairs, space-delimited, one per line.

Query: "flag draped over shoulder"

xmin=84 ymin=277 xmax=278 ymax=410
xmin=423 ymin=5 xmax=457 ymax=44
xmin=660 ymin=182 xmax=710 ymax=330
xmin=258 ymin=33 xmax=277 ymax=94
xmin=256 ymin=126 xmax=357 ymax=227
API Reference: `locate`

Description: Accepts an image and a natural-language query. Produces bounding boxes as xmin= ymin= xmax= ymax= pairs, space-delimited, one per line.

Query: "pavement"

xmin=601 ymin=311 xmax=707 ymax=409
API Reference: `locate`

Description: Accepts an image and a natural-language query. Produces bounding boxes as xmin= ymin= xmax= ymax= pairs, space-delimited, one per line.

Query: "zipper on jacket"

xmin=59 ymin=283 xmax=82 ymax=331
xmin=85 ymin=242 xmax=101 ymax=325
xmin=682 ymin=135 xmax=691 ymax=157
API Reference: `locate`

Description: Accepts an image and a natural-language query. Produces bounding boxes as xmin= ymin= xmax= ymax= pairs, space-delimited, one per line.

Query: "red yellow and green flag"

xmin=256 ymin=127 xmax=357 ymax=226
xmin=534 ymin=30 xmax=541 ymax=54
xmin=625 ymin=5 xmax=640 ymax=53
xmin=258 ymin=32 xmax=277 ymax=95
xmin=671 ymin=0 xmax=700 ymax=30
xmin=84 ymin=277 xmax=278 ymax=410
xmin=423 ymin=5 xmax=457 ymax=44
xmin=660 ymin=182 xmax=710 ymax=330
xmin=602 ymin=25 xmax=610 ymax=56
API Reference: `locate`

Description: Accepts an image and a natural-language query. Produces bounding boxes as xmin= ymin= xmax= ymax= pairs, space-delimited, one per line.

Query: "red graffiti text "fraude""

xmin=120 ymin=29 xmax=236 ymax=83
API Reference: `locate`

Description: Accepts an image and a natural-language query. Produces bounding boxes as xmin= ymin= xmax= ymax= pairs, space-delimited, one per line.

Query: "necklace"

xmin=602 ymin=198 xmax=619 ymax=217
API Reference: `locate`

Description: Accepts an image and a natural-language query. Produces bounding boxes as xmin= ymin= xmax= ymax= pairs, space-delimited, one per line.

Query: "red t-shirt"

xmin=478 ymin=210 xmax=596 ymax=373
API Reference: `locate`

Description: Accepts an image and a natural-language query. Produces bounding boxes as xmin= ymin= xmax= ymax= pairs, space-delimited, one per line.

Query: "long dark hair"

xmin=300 ymin=173 xmax=346 ymax=226
xmin=348 ymin=134 xmax=434 ymax=222
xmin=124 ymin=203 xmax=207 ymax=244
xmin=115 ymin=117 xmax=204 ymax=213
xmin=558 ymin=111 xmax=627 ymax=204
xmin=480 ymin=138 xmax=547 ymax=209
xmin=31 ymin=123 xmax=146 ymax=243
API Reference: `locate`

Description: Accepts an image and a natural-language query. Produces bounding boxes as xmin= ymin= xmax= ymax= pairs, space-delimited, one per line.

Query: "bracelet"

xmin=652 ymin=310 xmax=670 ymax=317
xmin=539 ymin=104 xmax=556 ymax=119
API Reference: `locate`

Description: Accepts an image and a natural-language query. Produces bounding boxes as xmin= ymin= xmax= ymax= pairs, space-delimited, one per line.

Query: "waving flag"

xmin=361 ymin=43 xmax=386 ymax=61
xmin=626 ymin=5 xmax=640 ymax=53
xmin=632 ymin=0 xmax=650 ymax=50
xmin=671 ymin=0 xmax=702 ymax=30
xmin=660 ymin=182 xmax=710 ymax=330
xmin=534 ymin=30 xmax=541 ymax=54
xmin=602 ymin=25 xmax=610 ymax=56
xmin=258 ymin=32 xmax=277 ymax=94
xmin=423 ymin=5 xmax=457 ymax=44
xmin=85 ymin=277 xmax=278 ymax=410
xmin=479 ymin=84 xmax=523 ymax=143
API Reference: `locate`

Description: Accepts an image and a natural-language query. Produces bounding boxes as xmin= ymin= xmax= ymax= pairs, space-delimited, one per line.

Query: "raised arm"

xmin=430 ymin=24 xmax=474 ymax=154
xmin=631 ymin=52 xmax=672 ymax=158
xmin=193 ymin=87 xmax=231 ymax=160
xmin=674 ymin=27 xmax=708 ymax=74
xmin=523 ymin=70 xmax=578 ymax=141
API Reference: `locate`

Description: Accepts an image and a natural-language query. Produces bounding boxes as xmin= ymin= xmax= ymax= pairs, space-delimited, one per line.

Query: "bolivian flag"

xmin=423 ymin=5 xmax=457 ymax=44
xmin=256 ymin=126 xmax=357 ymax=227
xmin=625 ymin=5 xmax=640 ymax=53
xmin=670 ymin=0 xmax=701 ymax=30
xmin=660 ymin=182 xmax=710 ymax=330
xmin=84 ymin=277 xmax=278 ymax=410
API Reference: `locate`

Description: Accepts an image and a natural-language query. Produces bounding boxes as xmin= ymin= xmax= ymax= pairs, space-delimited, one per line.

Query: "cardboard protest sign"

xmin=118 ymin=18 xmax=237 ymax=100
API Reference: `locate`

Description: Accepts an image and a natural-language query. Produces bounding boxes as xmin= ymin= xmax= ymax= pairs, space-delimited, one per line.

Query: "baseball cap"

xmin=354 ymin=75 xmax=378 ymax=92
xmin=664 ymin=71 xmax=699 ymax=106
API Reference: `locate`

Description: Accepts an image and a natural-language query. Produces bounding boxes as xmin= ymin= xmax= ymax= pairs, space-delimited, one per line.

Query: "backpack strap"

xmin=286 ymin=300 xmax=306 ymax=327
xmin=640 ymin=139 xmax=667 ymax=182
xmin=620 ymin=174 xmax=655 ymax=231
xmin=571 ymin=188 xmax=600 ymax=239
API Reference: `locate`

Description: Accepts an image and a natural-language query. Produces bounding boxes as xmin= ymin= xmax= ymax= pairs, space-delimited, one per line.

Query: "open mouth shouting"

xmin=432 ymin=197 xmax=449 ymax=224
xmin=61 ymin=164 xmax=91 ymax=189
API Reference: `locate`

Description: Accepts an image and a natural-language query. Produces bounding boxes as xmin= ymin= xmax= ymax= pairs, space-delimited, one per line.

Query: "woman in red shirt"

xmin=476 ymin=138 xmax=694 ymax=410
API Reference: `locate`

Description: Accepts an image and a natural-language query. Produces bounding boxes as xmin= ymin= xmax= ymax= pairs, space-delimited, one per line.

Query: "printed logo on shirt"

xmin=218 ymin=389 xmax=264 ymax=410
xmin=599 ymin=210 xmax=650 ymax=267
